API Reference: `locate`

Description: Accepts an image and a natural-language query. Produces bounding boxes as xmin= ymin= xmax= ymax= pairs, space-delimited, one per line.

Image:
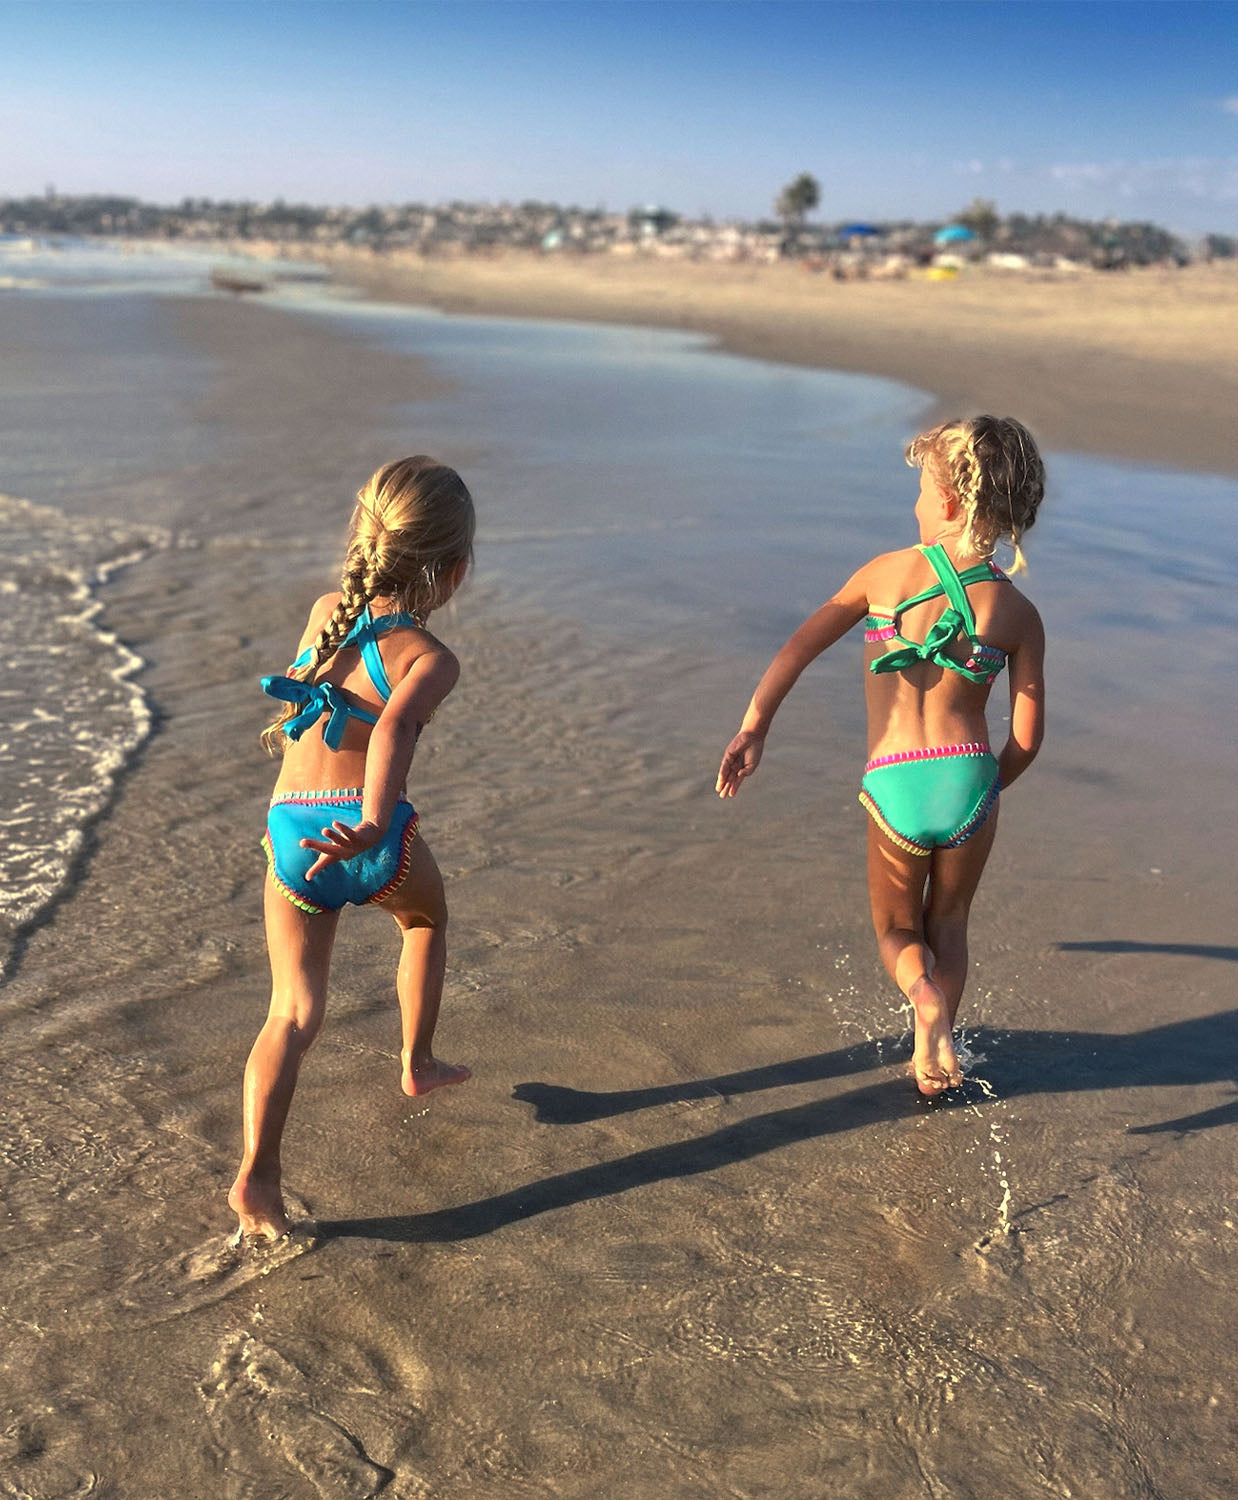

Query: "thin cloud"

xmin=1048 ymin=157 xmax=1238 ymax=204
xmin=1221 ymin=96 xmax=1238 ymax=115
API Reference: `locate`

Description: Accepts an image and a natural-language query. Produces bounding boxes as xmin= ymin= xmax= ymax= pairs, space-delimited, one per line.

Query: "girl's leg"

xmin=866 ymin=823 xmax=960 ymax=1095
xmin=228 ymin=878 xmax=339 ymax=1238
xmin=923 ymin=805 xmax=999 ymax=1028
xmin=375 ymin=834 xmax=471 ymax=1096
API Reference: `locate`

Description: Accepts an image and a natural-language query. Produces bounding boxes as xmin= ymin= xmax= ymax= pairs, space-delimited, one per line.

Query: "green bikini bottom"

xmin=859 ymin=742 xmax=1000 ymax=856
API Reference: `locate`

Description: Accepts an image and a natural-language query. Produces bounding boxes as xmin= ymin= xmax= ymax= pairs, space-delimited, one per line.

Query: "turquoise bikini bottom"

xmin=263 ymin=791 xmax=418 ymax=914
xmin=859 ymin=743 xmax=999 ymax=857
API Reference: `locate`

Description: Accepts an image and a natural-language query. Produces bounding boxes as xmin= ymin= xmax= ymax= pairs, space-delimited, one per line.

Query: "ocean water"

xmin=2 ymin=239 xmax=1236 ymax=966
xmin=285 ymin=291 xmax=1238 ymax=718
xmin=0 ymin=231 xmax=318 ymax=297
xmin=0 ymin=494 xmax=164 ymax=949
xmin=0 ymin=237 xmax=319 ymax=966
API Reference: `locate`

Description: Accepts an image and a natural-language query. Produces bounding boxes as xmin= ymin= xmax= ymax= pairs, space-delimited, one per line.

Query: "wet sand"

xmin=265 ymin=245 xmax=1238 ymax=479
xmin=1 ymin=289 xmax=1235 ymax=1497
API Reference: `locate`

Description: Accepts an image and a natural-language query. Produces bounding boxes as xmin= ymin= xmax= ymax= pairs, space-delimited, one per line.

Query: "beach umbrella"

xmin=840 ymin=223 xmax=881 ymax=237
xmin=934 ymin=224 xmax=976 ymax=244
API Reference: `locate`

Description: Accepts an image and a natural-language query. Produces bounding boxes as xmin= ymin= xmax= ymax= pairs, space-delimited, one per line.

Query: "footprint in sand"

xmin=200 ymin=1333 xmax=398 ymax=1500
xmin=99 ymin=1192 xmax=319 ymax=1328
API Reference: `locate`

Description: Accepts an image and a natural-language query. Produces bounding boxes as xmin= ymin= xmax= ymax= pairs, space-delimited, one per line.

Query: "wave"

xmin=0 ymin=492 xmax=167 ymax=975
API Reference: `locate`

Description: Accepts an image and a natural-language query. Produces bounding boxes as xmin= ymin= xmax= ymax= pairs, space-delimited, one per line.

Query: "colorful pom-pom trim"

xmin=863 ymin=742 xmax=990 ymax=773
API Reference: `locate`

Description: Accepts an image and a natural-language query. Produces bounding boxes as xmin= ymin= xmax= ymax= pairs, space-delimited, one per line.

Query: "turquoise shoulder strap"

xmin=893 ymin=549 xmax=999 ymax=617
xmin=920 ymin=544 xmax=978 ymax=636
xmin=285 ymin=606 xmax=423 ymax=700
xmin=340 ymin=608 xmax=423 ymax=702
xmin=340 ymin=606 xmax=392 ymax=701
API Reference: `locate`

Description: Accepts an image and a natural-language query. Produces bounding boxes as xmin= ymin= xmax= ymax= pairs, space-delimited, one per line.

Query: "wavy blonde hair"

xmin=262 ymin=456 xmax=475 ymax=754
xmin=906 ymin=415 xmax=1045 ymax=573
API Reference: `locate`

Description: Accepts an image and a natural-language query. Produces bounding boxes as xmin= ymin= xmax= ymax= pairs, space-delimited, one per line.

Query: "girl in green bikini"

xmin=717 ymin=416 xmax=1046 ymax=1095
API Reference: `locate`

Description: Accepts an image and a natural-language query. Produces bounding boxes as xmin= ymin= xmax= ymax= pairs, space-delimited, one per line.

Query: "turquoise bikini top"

xmin=260 ymin=605 xmax=423 ymax=749
xmin=865 ymin=544 xmax=1009 ymax=686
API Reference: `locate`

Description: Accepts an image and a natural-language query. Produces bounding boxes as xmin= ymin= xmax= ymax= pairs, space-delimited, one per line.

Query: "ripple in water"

xmin=0 ymin=491 xmax=165 ymax=973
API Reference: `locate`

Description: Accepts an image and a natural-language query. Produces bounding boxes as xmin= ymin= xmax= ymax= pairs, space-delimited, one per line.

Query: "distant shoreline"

xmin=241 ymin=242 xmax=1238 ymax=478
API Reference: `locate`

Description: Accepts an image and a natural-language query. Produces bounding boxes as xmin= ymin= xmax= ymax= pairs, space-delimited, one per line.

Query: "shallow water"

xmin=0 ymin=494 xmax=163 ymax=951
xmin=1 ymin=246 xmax=1235 ymax=1499
xmin=0 ymin=245 xmax=330 ymax=965
xmin=280 ymin=289 xmax=1238 ymax=729
xmin=2 ymin=248 xmax=1234 ymax=1036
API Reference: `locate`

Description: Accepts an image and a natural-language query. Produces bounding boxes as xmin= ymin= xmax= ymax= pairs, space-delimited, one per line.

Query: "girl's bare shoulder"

xmin=997 ymin=573 xmax=1042 ymax=620
xmin=287 ymin=593 xmax=342 ymax=658
xmin=385 ymin=619 xmax=460 ymax=685
xmin=857 ymin=545 xmax=926 ymax=599
xmin=991 ymin=575 xmax=1045 ymax=653
xmin=308 ymin=590 xmax=343 ymax=621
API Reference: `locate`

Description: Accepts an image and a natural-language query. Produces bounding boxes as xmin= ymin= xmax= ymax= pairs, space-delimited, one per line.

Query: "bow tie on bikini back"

xmin=259 ymin=604 xmax=425 ymax=749
xmin=258 ymin=675 xmax=378 ymax=749
xmin=867 ymin=543 xmax=1008 ymax=687
xmin=868 ymin=606 xmax=986 ymax=679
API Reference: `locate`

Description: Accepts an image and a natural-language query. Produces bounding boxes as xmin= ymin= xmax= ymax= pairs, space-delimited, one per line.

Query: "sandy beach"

xmin=273 ymin=245 xmax=1238 ymax=478
xmin=1 ymin=260 xmax=1236 ymax=1498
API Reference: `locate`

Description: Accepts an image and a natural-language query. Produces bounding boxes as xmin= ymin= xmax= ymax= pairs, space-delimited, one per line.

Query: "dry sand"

xmin=2 ymin=280 xmax=1235 ymax=1497
xmin=274 ymin=245 xmax=1238 ymax=478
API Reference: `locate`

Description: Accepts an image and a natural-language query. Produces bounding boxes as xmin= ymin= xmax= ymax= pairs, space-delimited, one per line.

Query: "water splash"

xmin=968 ymin=1072 xmax=1014 ymax=1239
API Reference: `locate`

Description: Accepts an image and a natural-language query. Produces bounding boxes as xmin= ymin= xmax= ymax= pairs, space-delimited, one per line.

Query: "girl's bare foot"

xmin=401 ymin=1051 xmax=472 ymax=1097
xmin=227 ymin=1172 xmax=291 ymax=1241
xmin=908 ymin=974 xmax=963 ymax=1096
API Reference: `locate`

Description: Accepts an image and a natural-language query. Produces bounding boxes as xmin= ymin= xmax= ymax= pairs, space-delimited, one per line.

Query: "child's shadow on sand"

xmin=318 ymin=1005 xmax=1236 ymax=1247
xmin=514 ymin=1006 xmax=1238 ymax=1137
xmin=321 ymin=1068 xmax=917 ymax=1246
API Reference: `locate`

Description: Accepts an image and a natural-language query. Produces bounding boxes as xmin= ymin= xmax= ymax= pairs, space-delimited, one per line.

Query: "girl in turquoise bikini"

xmin=717 ymin=416 xmax=1046 ymax=1096
xmin=230 ymin=457 xmax=475 ymax=1240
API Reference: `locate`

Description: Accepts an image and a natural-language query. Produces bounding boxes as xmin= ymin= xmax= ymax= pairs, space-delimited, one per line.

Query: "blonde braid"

xmin=259 ymin=543 xmax=377 ymax=754
xmin=304 ymin=544 xmax=372 ymax=677
xmin=952 ymin=433 xmax=996 ymax=562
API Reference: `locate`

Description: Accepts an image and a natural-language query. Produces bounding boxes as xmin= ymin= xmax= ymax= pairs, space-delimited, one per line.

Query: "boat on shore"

xmin=209 ymin=268 xmax=268 ymax=294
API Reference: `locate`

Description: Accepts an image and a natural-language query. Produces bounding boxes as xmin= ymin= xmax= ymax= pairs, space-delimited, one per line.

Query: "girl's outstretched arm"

xmin=717 ymin=567 xmax=869 ymax=797
xmin=301 ymin=643 xmax=460 ymax=878
xmin=996 ymin=605 xmax=1045 ymax=789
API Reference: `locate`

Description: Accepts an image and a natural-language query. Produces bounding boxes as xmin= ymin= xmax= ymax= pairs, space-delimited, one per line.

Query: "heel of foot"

xmin=401 ymin=1057 xmax=472 ymax=1098
xmin=908 ymin=977 xmax=962 ymax=1095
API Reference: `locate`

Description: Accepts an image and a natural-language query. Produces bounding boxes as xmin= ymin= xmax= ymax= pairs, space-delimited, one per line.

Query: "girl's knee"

xmin=267 ymin=995 xmax=325 ymax=1046
xmin=925 ymin=902 xmax=971 ymax=934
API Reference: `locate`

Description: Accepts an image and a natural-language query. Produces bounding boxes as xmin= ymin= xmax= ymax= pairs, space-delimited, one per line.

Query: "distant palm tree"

xmin=776 ymin=172 xmax=821 ymax=229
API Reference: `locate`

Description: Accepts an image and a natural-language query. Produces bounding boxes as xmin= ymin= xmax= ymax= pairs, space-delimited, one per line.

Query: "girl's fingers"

xmin=301 ymin=822 xmax=359 ymax=849
xmin=299 ymin=834 xmax=358 ymax=856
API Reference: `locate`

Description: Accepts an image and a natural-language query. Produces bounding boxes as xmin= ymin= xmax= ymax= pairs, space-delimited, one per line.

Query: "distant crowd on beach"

xmin=3 ymin=192 xmax=1234 ymax=274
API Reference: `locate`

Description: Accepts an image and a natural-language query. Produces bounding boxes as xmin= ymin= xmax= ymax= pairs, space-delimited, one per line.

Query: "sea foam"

xmin=0 ymin=492 xmax=166 ymax=973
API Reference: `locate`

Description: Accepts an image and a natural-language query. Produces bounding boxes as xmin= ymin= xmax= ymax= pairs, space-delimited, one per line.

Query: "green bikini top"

xmin=865 ymin=544 xmax=1009 ymax=686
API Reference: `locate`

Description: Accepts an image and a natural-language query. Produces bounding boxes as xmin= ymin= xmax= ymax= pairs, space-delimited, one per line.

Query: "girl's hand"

xmin=716 ymin=730 xmax=765 ymax=798
xmin=301 ymin=819 xmax=383 ymax=881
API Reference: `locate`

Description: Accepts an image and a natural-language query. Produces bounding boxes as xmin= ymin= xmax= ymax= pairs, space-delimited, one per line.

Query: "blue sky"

xmin=2 ymin=1 xmax=1236 ymax=232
